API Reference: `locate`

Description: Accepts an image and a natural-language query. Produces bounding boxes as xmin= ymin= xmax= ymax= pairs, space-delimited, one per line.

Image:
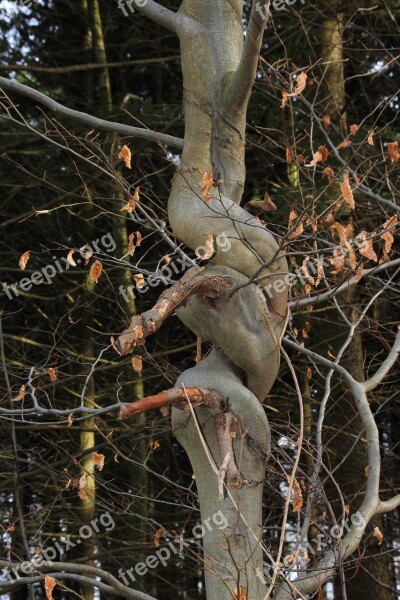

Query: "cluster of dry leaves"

xmin=287 ymin=206 xmax=398 ymax=295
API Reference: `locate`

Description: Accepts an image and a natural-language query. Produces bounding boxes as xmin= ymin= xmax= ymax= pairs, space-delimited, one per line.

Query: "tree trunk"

xmin=167 ymin=2 xmax=288 ymax=597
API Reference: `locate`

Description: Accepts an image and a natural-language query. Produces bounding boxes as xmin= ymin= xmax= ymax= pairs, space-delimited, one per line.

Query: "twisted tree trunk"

xmin=166 ymin=2 xmax=288 ymax=598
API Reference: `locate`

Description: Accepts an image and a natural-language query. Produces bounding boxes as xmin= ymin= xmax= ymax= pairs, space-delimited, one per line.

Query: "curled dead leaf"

xmin=19 ymin=251 xmax=31 ymax=270
xmin=381 ymin=214 xmax=398 ymax=258
xmin=92 ymin=452 xmax=105 ymax=472
xmin=323 ymin=167 xmax=335 ymax=185
xmin=367 ymin=130 xmax=375 ymax=146
xmin=387 ymin=141 xmax=399 ymax=164
xmin=118 ymin=144 xmax=132 ymax=169
xmin=154 ymin=528 xmax=168 ymax=548
xmin=78 ymin=475 xmax=88 ymax=500
xmin=340 ymin=177 xmax=355 ymax=209
xmin=128 ymin=233 xmax=135 ymax=256
xmin=305 ymin=151 xmax=323 ymax=168
xmin=315 ymin=259 xmax=325 ymax=286
xmin=373 ymin=526 xmax=384 ymax=545
xmin=318 ymin=145 xmax=330 ymax=162
xmin=44 ymin=575 xmax=57 ymax=600
xmin=301 ymin=257 xmax=315 ymax=286
xmin=133 ymin=273 xmax=145 ymax=289
xmin=354 ymin=264 xmax=364 ymax=284
xmin=89 ymin=260 xmax=103 ymax=282
xmin=329 ymin=248 xmax=346 ymax=274
xmin=281 ymin=72 xmax=308 ymax=108
xmin=322 ymin=114 xmax=331 ymax=130
xmin=350 ymin=124 xmax=359 ymax=136
xmin=201 ymin=172 xmax=214 ymax=201
xmin=196 ymin=234 xmax=215 ymax=260
xmin=355 ymin=231 xmax=378 ymax=262
xmin=337 ymin=140 xmax=352 ymax=150
xmin=288 ymin=210 xmax=304 ymax=240
xmin=132 ymin=355 xmax=143 ymax=376
xmin=288 ymin=476 xmax=303 ymax=513
xmin=48 ymin=368 xmax=57 ymax=382
xmin=12 ymin=384 xmax=26 ymax=402
xmin=67 ymin=249 xmax=76 ymax=267
xmin=263 ymin=192 xmax=277 ymax=212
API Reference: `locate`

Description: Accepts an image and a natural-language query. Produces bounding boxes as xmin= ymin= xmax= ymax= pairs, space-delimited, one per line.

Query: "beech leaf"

xmin=118 ymin=145 xmax=132 ymax=169
xmin=19 ymin=251 xmax=31 ymax=270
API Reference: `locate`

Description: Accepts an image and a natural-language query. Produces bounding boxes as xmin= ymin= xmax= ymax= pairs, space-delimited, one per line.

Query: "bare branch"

xmin=118 ymin=386 xmax=227 ymax=420
xmin=376 ymin=495 xmax=400 ymax=514
xmin=0 ymin=56 xmax=178 ymax=73
xmin=0 ymin=76 xmax=183 ymax=149
xmin=227 ymin=0 xmax=270 ymax=112
xmin=133 ymin=0 xmax=180 ymax=33
xmin=363 ymin=329 xmax=400 ymax=392
xmin=0 ymin=560 xmax=156 ymax=600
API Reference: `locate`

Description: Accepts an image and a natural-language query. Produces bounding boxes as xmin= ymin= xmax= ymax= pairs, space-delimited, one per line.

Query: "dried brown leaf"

xmin=381 ymin=214 xmax=398 ymax=257
xmin=201 ymin=172 xmax=213 ymax=201
xmin=232 ymin=586 xmax=248 ymax=600
xmin=322 ymin=114 xmax=331 ymax=130
xmin=350 ymin=124 xmax=359 ymax=136
xmin=367 ymin=130 xmax=375 ymax=146
xmin=315 ymin=259 xmax=325 ymax=286
xmin=288 ymin=476 xmax=303 ymax=513
xmin=354 ymin=264 xmax=364 ymax=284
xmin=133 ymin=273 xmax=145 ymax=289
xmin=329 ymin=248 xmax=345 ymax=274
xmin=323 ymin=167 xmax=335 ymax=185
xmin=286 ymin=147 xmax=293 ymax=164
xmin=305 ymin=151 xmax=323 ymax=168
xmin=48 ymin=368 xmax=57 ymax=382
xmin=355 ymin=231 xmax=378 ymax=262
xmin=373 ymin=526 xmax=384 ymax=545
xmin=118 ymin=145 xmax=131 ymax=169
xmin=132 ymin=355 xmax=143 ymax=376
xmin=92 ymin=452 xmax=105 ymax=472
xmin=337 ymin=140 xmax=352 ymax=150
xmin=387 ymin=141 xmax=399 ymax=164
xmin=78 ymin=475 xmax=88 ymax=500
xmin=292 ymin=71 xmax=308 ymax=95
xmin=128 ymin=233 xmax=135 ymax=256
xmin=301 ymin=257 xmax=315 ymax=286
xmin=12 ymin=384 xmax=26 ymax=402
xmin=263 ymin=192 xmax=277 ymax=212
xmin=44 ymin=575 xmax=57 ymax=600
xmin=330 ymin=222 xmax=353 ymax=245
xmin=202 ymin=234 xmax=215 ymax=260
xmin=89 ymin=260 xmax=103 ymax=282
xmin=340 ymin=177 xmax=355 ymax=209
xmin=318 ymin=145 xmax=330 ymax=162
xmin=67 ymin=249 xmax=76 ymax=267
xmin=154 ymin=528 xmax=168 ymax=548
xmin=19 ymin=251 xmax=31 ymax=270
xmin=281 ymin=72 xmax=307 ymax=108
